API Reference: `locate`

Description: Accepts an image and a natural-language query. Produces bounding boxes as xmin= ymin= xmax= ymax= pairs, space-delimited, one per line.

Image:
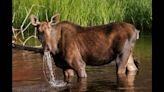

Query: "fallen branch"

xmin=12 ymin=43 xmax=43 ymax=53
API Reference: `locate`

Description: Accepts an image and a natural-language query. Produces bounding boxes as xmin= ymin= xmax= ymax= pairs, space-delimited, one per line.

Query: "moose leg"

xmin=66 ymin=47 xmax=87 ymax=78
xmin=77 ymin=66 xmax=87 ymax=78
xmin=68 ymin=58 xmax=87 ymax=78
xmin=126 ymin=53 xmax=138 ymax=75
xmin=66 ymin=57 xmax=87 ymax=78
xmin=64 ymin=69 xmax=74 ymax=82
xmin=73 ymin=60 xmax=87 ymax=78
xmin=116 ymin=40 xmax=131 ymax=74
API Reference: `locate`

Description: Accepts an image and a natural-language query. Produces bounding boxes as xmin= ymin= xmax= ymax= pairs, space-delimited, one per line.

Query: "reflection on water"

xmin=12 ymin=36 xmax=152 ymax=92
xmin=117 ymin=73 xmax=136 ymax=92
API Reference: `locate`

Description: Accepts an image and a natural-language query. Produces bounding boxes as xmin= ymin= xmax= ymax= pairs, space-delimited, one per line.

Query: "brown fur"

xmin=31 ymin=14 xmax=139 ymax=80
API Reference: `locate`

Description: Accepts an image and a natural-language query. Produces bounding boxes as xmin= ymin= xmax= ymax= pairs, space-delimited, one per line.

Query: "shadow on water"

xmin=12 ymin=35 xmax=152 ymax=92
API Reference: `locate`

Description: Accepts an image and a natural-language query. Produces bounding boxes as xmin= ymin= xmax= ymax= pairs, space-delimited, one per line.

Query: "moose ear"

xmin=50 ymin=14 xmax=60 ymax=25
xmin=30 ymin=15 xmax=40 ymax=26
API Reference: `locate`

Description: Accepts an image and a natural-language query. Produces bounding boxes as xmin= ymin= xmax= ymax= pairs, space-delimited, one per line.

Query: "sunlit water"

xmin=12 ymin=35 xmax=152 ymax=92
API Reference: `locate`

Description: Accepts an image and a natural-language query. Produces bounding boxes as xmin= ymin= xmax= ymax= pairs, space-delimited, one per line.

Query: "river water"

xmin=12 ymin=35 xmax=152 ymax=92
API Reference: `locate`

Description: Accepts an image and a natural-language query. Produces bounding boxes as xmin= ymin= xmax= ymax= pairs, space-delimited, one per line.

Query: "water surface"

xmin=12 ymin=35 xmax=152 ymax=92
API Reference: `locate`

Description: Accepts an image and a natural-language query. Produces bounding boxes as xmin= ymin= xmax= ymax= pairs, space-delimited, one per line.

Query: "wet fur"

xmin=53 ymin=21 xmax=137 ymax=66
xmin=31 ymin=14 xmax=139 ymax=78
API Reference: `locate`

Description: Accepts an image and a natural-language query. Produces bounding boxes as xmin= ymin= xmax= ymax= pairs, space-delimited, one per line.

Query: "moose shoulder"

xmin=31 ymin=14 xmax=139 ymax=79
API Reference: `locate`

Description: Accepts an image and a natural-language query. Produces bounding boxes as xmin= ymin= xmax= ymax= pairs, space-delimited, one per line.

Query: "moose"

xmin=30 ymin=14 xmax=139 ymax=81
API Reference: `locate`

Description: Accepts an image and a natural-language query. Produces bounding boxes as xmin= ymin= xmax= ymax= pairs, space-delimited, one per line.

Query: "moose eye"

xmin=37 ymin=30 xmax=44 ymax=35
xmin=36 ymin=25 xmax=40 ymax=30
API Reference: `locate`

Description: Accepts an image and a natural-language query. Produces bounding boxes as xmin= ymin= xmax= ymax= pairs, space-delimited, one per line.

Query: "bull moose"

xmin=30 ymin=14 xmax=139 ymax=81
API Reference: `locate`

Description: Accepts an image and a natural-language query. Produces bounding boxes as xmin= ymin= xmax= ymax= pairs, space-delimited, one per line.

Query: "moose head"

xmin=30 ymin=14 xmax=61 ymax=53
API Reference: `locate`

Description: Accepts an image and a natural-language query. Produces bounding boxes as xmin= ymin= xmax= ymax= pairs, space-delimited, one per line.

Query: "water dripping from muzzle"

xmin=43 ymin=51 xmax=67 ymax=87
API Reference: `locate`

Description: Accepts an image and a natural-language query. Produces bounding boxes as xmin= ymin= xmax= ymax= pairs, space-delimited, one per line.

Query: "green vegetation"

xmin=13 ymin=0 xmax=152 ymax=30
xmin=134 ymin=35 xmax=152 ymax=61
xmin=12 ymin=0 xmax=152 ymax=45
